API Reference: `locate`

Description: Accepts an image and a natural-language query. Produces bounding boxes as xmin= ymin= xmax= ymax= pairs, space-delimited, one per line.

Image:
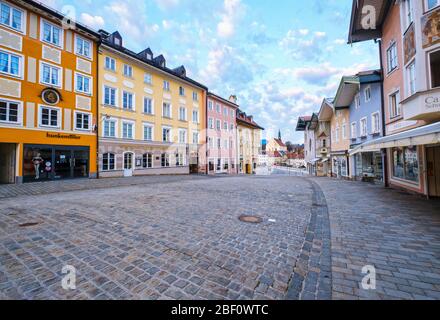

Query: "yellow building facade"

xmin=98 ymin=31 xmax=207 ymax=177
xmin=237 ymin=110 xmax=263 ymax=174
xmin=0 ymin=0 xmax=99 ymax=184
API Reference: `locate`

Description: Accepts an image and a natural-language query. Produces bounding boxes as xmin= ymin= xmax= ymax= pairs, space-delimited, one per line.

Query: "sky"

xmin=42 ymin=0 xmax=379 ymax=144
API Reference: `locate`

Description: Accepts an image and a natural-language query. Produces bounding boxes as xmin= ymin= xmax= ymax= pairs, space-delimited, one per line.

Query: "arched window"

xmin=102 ymin=153 xmax=115 ymax=171
xmin=124 ymin=152 xmax=134 ymax=170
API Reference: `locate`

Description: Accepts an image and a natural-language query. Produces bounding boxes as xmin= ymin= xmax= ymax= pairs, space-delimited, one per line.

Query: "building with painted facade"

xmin=349 ymin=0 xmax=440 ymax=197
xmin=296 ymin=115 xmax=316 ymax=175
xmin=97 ymin=30 xmax=207 ymax=178
xmin=237 ymin=110 xmax=264 ymax=174
xmin=346 ymin=70 xmax=384 ymax=182
xmin=0 ymin=0 xmax=100 ymax=184
xmin=206 ymin=93 xmax=238 ymax=175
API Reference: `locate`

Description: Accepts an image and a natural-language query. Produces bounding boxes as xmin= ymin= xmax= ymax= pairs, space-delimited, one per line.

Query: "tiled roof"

xmin=236 ymin=109 xmax=264 ymax=130
xmin=274 ymin=138 xmax=286 ymax=147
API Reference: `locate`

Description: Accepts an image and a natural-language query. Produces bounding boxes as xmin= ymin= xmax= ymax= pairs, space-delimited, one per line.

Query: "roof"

xmin=348 ymin=0 xmax=391 ymax=44
xmin=236 ymin=109 xmax=264 ymax=130
xmin=318 ymin=98 xmax=334 ymax=121
xmin=100 ymin=32 xmax=208 ymax=91
xmin=274 ymin=138 xmax=286 ymax=147
xmin=208 ymin=92 xmax=239 ymax=109
xmin=296 ymin=115 xmax=313 ymax=131
xmin=20 ymin=0 xmax=100 ymax=40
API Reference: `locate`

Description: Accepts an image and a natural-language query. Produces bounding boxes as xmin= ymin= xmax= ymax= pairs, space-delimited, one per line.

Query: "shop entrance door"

xmin=73 ymin=150 xmax=89 ymax=178
xmin=54 ymin=149 xmax=72 ymax=180
xmin=0 ymin=143 xmax=16 ymax=184
xmin=427 ymin=146 xmax=440 ymax=197
xmin=124 ymin=152 xmax=134 ymax=177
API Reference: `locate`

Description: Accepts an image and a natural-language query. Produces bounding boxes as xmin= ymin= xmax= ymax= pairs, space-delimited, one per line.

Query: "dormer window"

xmin=114 ymin=38 xmax=121 ymax=46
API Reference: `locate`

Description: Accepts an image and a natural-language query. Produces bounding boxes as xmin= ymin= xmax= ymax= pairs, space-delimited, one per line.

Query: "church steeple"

xmin=278 ymin=129 xmax=282 ymax=140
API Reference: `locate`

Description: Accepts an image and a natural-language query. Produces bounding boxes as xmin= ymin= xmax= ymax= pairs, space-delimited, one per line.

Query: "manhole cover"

xmin=19 ymin=222 xmax=40 ymax=228
xmin=239 ymin=215 xmax=263 ymax=224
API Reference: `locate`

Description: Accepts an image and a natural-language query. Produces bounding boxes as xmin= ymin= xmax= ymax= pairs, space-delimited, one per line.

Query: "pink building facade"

xmin=206 ymin=93 xmax=238 ymax=174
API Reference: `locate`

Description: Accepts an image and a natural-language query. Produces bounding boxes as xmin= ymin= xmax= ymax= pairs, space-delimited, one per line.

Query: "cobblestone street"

xmin=0 ymin=175 xmax=439 ymax=300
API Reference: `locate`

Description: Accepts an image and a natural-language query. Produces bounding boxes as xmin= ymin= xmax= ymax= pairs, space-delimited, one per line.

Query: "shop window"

xmin=430 ymin=50 xmax=440 ymax=88
xmin=392 ymin=146 xmax=419 ymax=182
xmin=23 ymin=146 xmax=52 ymax=182
xmin=142 ymin=153 xmax=153 ymax=168
xmin=161 ymin=154 xmax=170 ymax=167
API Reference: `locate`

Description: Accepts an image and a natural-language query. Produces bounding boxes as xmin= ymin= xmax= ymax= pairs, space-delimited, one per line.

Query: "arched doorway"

xmin=123 ymin=152 xmax=134 ymax=177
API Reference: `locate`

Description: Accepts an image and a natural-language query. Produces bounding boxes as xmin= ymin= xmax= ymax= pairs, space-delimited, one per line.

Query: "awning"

xmin=350 ymin=122 xmax=440 ymax=154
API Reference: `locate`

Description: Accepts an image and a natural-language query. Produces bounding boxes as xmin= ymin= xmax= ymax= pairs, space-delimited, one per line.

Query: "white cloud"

xmin=217 ymin=0 xmax=244 ymax=38
xmin=154 ymin=0 xmax=180 ymax=11
xmin=80 ymin=13 xmax=105 ymax=29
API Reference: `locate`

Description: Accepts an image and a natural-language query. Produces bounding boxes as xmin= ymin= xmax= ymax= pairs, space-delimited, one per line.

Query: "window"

xmin=405 ymin=0 xmax=414 ymax=28
xmin=217 ymin=159 xmax=221 ymax=171
xmin=335 ymin=127 xmax=339 ymax=143
xmin=342 ymin=123 xmax=347 ymax=139
xmin=223 ymin=108 xmax=228 ymax=116
xmin=124 ymin=153 xmax=133 ymax=170
xmin=230 ymin=110 xmax=235 ymax=117
xmin=407 ymin=61 xmax=416 ymax=95
xmin=105 ymin=57 xmax=116 ymax=71
xmin=364 ymin=87 xmax=371 ymax=102
xmin=216 ymin=120 xmax=221 ymax=131
xmin=103 ymin=119 xmax=116 ymax=137
xmin=354 ymin=94 xmax=360 ymax=109
xmin=393 ymin=146 xmax=419 ymax=182
xmin=351 ymin=122 xmax=357 ymax=139
xmin=0 ymin=99 xmax=20 ymax=123
xmin=0 ymin=50 xmax=21 ymax=77
xmin=360 ymin=118 xmax=367 ymax=137
xmin=224 ymin=139 xmax=228 ymax=149
xmin=123 ymin=64 xmax=133 ymax=78
xmin=224 ymin=122 xmax=228 ymax=130
xmin=122 ymin=92 xmax=134 ymax=110
xmin=163 ymin=80 xmax=170 ymax=91
xmin=143 ymin=124 xmax=153 ymax=141
xmin=208 ymin=137 xmax=214 ymax=149
xmin=122 ymin=122 xmax=134 ymax=139
xmin=208 ymin=118 xmax=214 ymax=129
xmin=0 ymin=1 xmax=23 ymax=31
xmin=179 ymin=86 xmax=185 ymax=96
xmin=208 ymin=100 xmax=213 ymax=110
xmin=104 ymin=86 xmax=117 ymax=106
xmin=427 ymin=0 xmax=440 ymax=11
xmin=216 ymin=103 xmax=221 ymax=113
xmin=372 ymin=113 xmax=380 ymax=134
xmin=41 ymin=63 xmax=61 ymax=87
xmin=143 ymin=153 xmax=153 ymax=168
xmin=322 ymin=139 xmax=326 ymax=148
xmin=176 ymin=154 xmax=185 ymax=166
xmin=179 ymin=106 xmax=187 ymax=121
xmin=162 ymin=102 xmax=172 ymax=118
xmin=41 ymin=20 xmax=62 ymax=47
xmin=75 ymin=112 xmax=91 ymax=130
xmin=161 ymin=154 xmax=170 ymax=167
xmin=192 ymin=109 xmax=199 ymax=123
xmin=76 ymin=36 xmax=91 ymax=59
xmin=429 ymin=50 xmax=440 ymax=88
xmin=102 ymin=153 xmax=115 ymax=171
xmin=40 ymin=106 xmax=59 ymax=128
xmin=178 ymin=129 xmax=187 ymax=144
xmin=192 ymin=131 xmax=199 ymax=144
xmin=217 ymin=138 xmax=221 ymax=149
xmin=389 ymin=91 xmax=401 ymax=118
xmin=75 ymin=73 xmax=91 ymax=94
xmin=144 ymin=97 xmax=153 ymax=114
xmin=162 ymin=127 xmax=171 ymax=142
xmin=230 ymin=139 xmax=234 ymax=149
xmin=144 ymin=73 xmax=152 ymax=84
xmin=387 ymin=42 xmax=398 ymax=73
xmin=193 ymin=92 xmax=198 ymax=101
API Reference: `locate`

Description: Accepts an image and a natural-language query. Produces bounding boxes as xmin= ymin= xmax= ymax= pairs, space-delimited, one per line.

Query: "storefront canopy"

xmin=349 ymin=122 xmax=440 ymax=155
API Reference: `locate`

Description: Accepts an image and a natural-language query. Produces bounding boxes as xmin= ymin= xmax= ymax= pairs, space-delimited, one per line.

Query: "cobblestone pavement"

xmin=313 ymin=178 xmax=440 ymax=300
xmin=0 ymin=175 xmax=440 ymax=300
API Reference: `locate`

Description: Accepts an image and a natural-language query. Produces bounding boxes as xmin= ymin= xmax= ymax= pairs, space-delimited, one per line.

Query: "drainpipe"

xmin=377 ymin=39 xmax=389 ymax=188
xmin=95 ymin=38 xmax=101 ymax=180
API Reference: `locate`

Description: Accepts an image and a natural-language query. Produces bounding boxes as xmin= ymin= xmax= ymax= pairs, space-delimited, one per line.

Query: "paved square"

xmin=0 ymin=175 xmax=440 ymax=300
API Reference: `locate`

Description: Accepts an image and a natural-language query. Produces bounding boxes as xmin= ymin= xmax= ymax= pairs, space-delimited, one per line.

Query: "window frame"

xmin=38 ymin=105 xmax=61 ymax=129
xmin=0 ymin=0 xmax=26 ymax=33
xmin=143 ymin=97 xmax=154 ymax=115
xmin=162 ymin=126 xmax=172 ymax=143
xmin=40 ymin=61 xmax=62 ymax=88
xmin=163 ymin=80 xmax=170 ymax=91
xmin=192 ymin=109 xmax=199 ymax=124
xmin=371 ymin=112 xmax=380 ymax=134
xmin=162 ymin=102 xmax=172 ymax=118
xmin=123 ymin=64 xmax=133 ymax=78
xmin=102 ymin=117 xmax=117 ymax=138
xmin=102 ymin=153 xmax=116 ymax=171
xmin=407 ymin=60 xmax=416 ymax=96
xmin=105 ymin=56 xmax=116 ymax=72
xmin=0 ymin=48 xmax=23 ymax=78
xmin=143 ymin=123 xmax=154 ymax=141
xmin=351 ymin=122 xmax=357 ymax=139
xmin=74 ymin=111 xmax=92 ymax=131
xmin=103 ymin=85 xmax=118 ymax=107
xmin=178 ymin=106 xmax=187 ymax=121
xmin=121 ymin=120 xmax=135 ymax=139
xmin=387 ymin=41 xmax=398 ymax=74
xmin=122 ymin=91 xmax=135 ymax=111
xmin=178 ymin=128 xmax=187 ymax=144
xmin=426 ymin=0 xmax=440 ymax=12
xmin=142 ymin=153 xmax=153 ymax=169
xmin=74 ymin=34 xmax=93 ymax=60
xmin=389 ymin=90 xmax=401 ymax=119
xmin=0 ymin=98 xmax=22 ymax=125
xmin=74 ymin=72 xmax=92 ymax=95
xmin=40 ymin=18 xmax=63 ymax=48
xmin=360 ymin=117 xmax=368 ymax=137
xmin=144 ymin=73 xmax=152 ymax=85
xmin=364 ymin=86 xmax=371 ymax=103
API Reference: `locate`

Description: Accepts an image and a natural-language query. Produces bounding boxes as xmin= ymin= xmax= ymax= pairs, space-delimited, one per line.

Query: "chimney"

xmin=229 ymin=95 xmax=237 ymax=104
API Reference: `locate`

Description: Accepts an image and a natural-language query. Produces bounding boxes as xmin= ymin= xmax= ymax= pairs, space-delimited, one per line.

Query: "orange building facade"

xmin=0 ymin=0 xmax=100 ymax=183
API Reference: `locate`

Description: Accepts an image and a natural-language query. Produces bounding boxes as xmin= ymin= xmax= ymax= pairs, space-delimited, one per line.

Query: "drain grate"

xmin=19 ymin=222 xmax=40 ymax=228
xmin=239 ymin=215 xmax=263 ymax=224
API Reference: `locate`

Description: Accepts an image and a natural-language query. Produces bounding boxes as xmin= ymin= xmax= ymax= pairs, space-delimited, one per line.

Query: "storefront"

xmin=351 ymin=151 xmax=384 ymax=183
xmin=331 ymin=153 xmax=349 ymax=179
xmin=23 ymin=145 xmax=90 ymax=183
